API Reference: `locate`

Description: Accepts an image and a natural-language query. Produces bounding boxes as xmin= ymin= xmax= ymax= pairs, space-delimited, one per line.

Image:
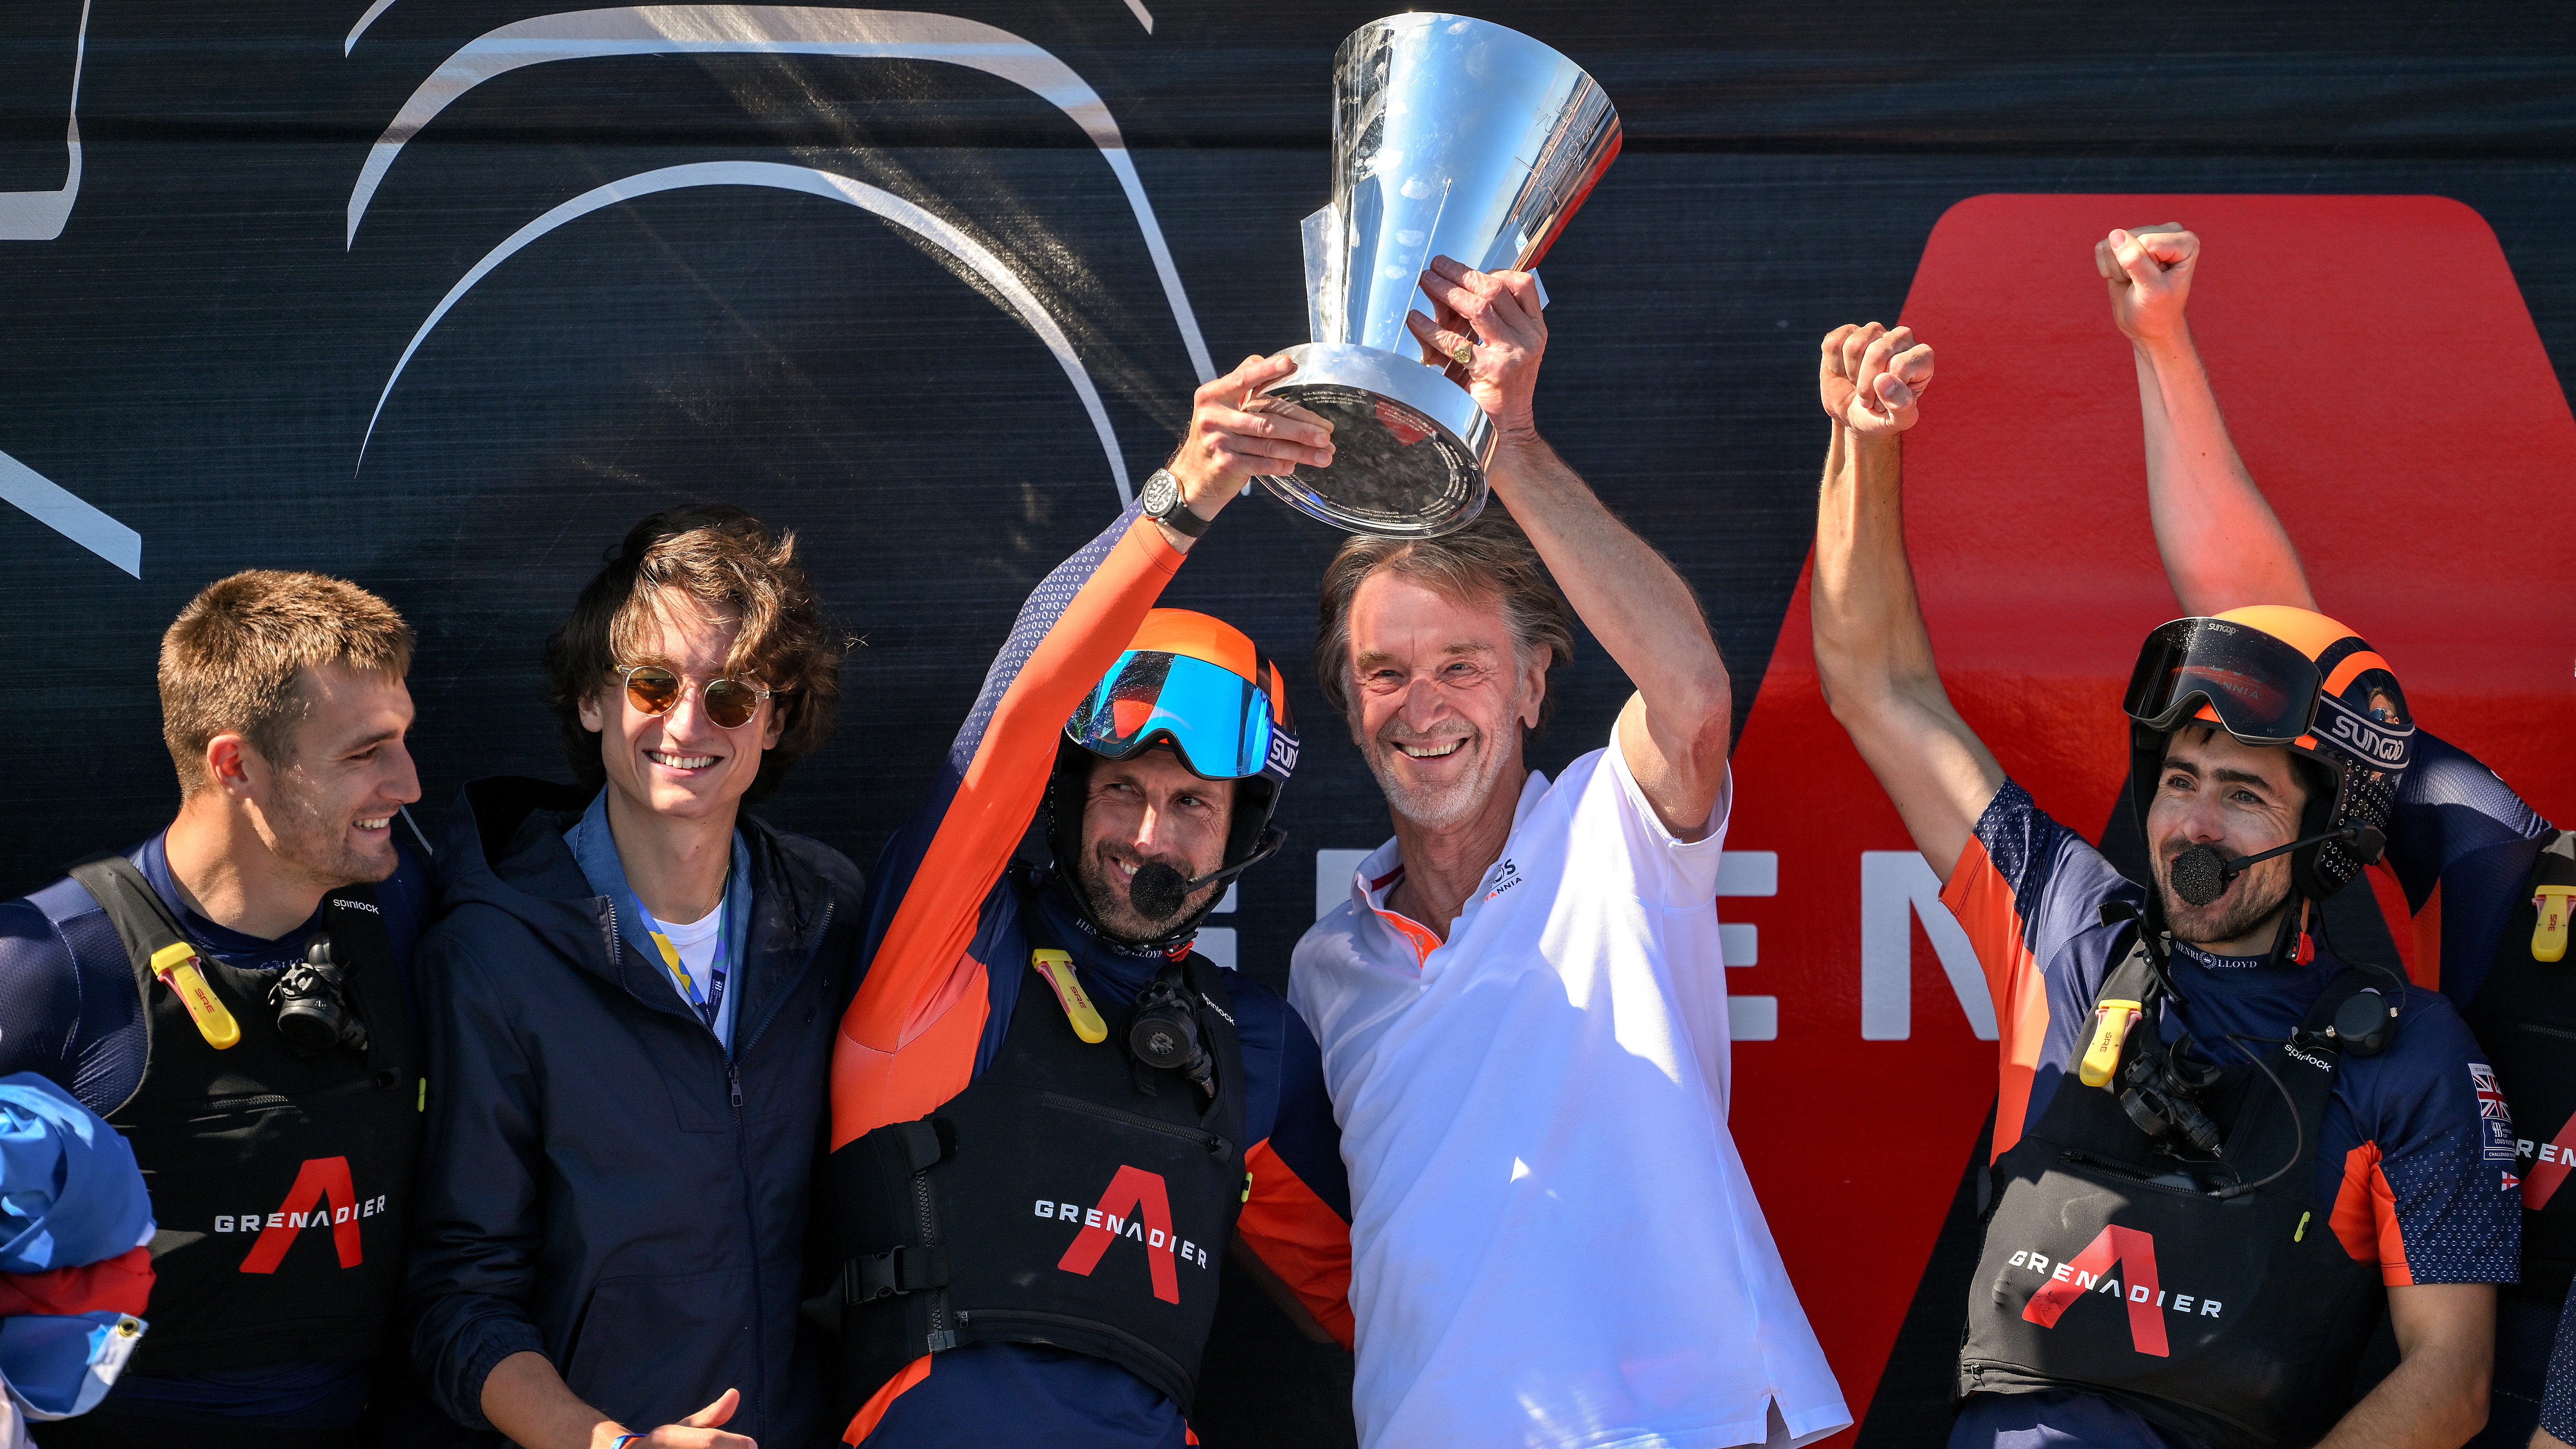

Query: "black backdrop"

xmin=2 ymin=4 xmax=2572 ymax=1445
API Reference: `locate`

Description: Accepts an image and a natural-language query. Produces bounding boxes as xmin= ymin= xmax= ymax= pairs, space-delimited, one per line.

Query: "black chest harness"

xmin=812 ymin=915 xmax=1249 ymax=1420
xmin=65 ymin=856 xmax=422 ymax=1372
xmin=1960 ymin=912 xmax=2394 ymax=1449
xmin=2461 ymin=829 xmax=2576 ymax=1304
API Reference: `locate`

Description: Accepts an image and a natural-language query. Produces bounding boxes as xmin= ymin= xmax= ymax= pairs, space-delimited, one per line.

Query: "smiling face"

xmin=1075 ymin=746 xmax=1235 ymax=942
xmin=240 ymin=662 xmax=420 ymax=888
xmin=2147 ymin=725 xmax=2313 ymax=951
xmin=1343 ymin=571 xmax=1546 ymax=831
xmin=577 ymin=592 xmax=783 ymax=827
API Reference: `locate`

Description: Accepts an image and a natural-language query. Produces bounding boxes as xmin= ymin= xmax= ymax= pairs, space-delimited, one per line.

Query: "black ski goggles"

xmin=2122 ymin=617 xmax=2324 ymax=746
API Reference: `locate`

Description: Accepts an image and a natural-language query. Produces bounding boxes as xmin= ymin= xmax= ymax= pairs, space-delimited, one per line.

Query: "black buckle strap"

xmin=801 ymin=1245 xmax=950 ymax=1332
xmin=856 ymin=1246 xmax=948 ymax=1300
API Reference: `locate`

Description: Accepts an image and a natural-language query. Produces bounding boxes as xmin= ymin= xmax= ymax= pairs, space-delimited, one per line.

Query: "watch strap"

xmin=1143 ymin=469 xmax=1212 ymax=538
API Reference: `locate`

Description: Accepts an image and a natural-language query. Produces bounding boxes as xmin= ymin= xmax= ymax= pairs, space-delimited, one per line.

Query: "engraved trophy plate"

xmin=1258 ymin=14 xmax=1619 ymax=537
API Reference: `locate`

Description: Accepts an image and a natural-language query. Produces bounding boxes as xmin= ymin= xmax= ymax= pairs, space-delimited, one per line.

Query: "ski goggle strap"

xmin=1066 ymin=650 xmax=1295 ymax=781
xmin=2123 ymin=617 xmax=2325 ymax=745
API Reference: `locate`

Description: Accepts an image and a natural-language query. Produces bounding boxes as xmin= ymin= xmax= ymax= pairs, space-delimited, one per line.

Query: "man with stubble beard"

xmin=1809 ymin=318 xmax=2510 ymax=1449
xmin=1289 ymin=256 xmax=1848 ymax=1449
xmin=817 ymin=354 xmax=1355 ymax=1448
xmin=0 ymin=570 xmax=435 ymax=1449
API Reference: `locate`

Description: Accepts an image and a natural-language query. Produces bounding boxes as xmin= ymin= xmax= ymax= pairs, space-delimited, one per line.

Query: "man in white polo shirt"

xmin=1290 ymin=253 xmax=1848 ymax=1449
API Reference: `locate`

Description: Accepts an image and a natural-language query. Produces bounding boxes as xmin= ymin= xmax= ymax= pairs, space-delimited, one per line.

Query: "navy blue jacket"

xmin=402 ymin=778 xmax=861 ymax=1444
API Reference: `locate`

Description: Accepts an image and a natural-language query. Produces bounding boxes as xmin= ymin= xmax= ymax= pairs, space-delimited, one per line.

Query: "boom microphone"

xmin=2167 ymin=825 xmax=2387 ymax=907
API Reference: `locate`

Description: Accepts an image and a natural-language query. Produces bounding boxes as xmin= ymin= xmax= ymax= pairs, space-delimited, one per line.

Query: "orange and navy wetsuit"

xmin=830 ymin=505 xmax=1352 ymax=1448
xmin=1941 ymin=780 xmax=2520 ymax=1449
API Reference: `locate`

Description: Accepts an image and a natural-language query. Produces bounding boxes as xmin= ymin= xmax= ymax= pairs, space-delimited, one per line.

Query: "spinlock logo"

xmin=209 ymin=1157 xmax=387 ymax=1274
xmin=2009 ymin=1226 xmax=2227 ymax=1358
xmin=1034 ymin=1166 xmax=1213 ymax=1305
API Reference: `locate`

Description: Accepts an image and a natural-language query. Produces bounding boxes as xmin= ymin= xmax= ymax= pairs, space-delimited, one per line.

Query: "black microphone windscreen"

xmin=2169 ymin=845 xmax=2231 ymax=908
xmin=1129 ymin=862 xmax=1190 ymax=921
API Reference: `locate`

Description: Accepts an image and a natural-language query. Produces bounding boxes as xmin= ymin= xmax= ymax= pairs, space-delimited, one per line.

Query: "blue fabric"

xmin=1952 ymin=1389 xmax=2212 ymax=1449
xmin=565 ymin=789 xmax=754 ymax=1052
xmin=0 ymin=1313 xmax=139 ymax=1419
xmin=0 ymin=1074 xmax=151 ymax=1274
xmin=2378 ymin=727 xmax=2553 ymax=1010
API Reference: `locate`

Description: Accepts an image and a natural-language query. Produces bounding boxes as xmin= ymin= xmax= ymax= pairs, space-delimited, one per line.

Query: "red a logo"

xmin=1056 ymin=1166 xmax=1179 ymax=1304
xmin=2021 ymin=1225 xmax=2168 ymax=1356
xmin=238 ymin=1157 xmax=364 ymax=1275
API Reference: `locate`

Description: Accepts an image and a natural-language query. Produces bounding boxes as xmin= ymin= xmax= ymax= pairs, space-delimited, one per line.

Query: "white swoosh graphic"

xmin=0 ymin=0 xmax=90 ymax=241
xmin=347 ymin=5 xmax=1213 ymax=381
xmin=346 ymin=0 xmax=401 ymax=54
xmin=360 ymin=160 xmax=1133 ymax=504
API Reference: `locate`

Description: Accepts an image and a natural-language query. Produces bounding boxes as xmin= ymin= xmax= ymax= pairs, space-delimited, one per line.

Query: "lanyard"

xmin=631 ymin=874 xmax=729 ymax=1033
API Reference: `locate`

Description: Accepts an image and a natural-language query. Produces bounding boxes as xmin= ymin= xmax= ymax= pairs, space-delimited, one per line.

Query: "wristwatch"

xmin=1139 ymin=468 xmax=1212 ymax=539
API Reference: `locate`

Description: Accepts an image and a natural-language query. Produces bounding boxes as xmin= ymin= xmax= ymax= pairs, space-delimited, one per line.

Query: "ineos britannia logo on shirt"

xmin=1033 ymin=1166 xmax=1213 ymax=1304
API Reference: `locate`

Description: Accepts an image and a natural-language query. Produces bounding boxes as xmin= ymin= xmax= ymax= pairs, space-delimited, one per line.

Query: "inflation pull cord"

xmin=1032 ymin=949 xmax=1108 ymax=1044
xmin=2296 ymin=1210 xmax=2310 ymax=1243
xmin=2535 ymin=886 xmax=2575 ymax=964
xmin=2080 ymin=1000 xmax=2143 ymax=1089
xmin=150 ymin=941 xmax=240 ymax=1049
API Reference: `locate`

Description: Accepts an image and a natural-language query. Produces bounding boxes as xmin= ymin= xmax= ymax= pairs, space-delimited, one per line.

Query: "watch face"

xmin=1143 ymin=472 xmax=1178 ymax=514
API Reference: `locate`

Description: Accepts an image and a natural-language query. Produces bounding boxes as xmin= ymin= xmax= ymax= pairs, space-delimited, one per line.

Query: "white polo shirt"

xmin=1290 ymin=734 xmax=1847 ymax=1449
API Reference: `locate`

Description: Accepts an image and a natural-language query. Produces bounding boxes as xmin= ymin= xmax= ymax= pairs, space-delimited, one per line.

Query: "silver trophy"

xmin=1257 ymin=14 xmax=1620 ymax=537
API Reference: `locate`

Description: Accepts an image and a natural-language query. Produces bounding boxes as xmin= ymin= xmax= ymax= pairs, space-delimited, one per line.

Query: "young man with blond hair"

xmin=0 ymin=570 xmax=434 ymax=1449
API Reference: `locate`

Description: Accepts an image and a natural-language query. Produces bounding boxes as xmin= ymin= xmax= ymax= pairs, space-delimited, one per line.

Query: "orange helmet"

xmin=2123 ymin=605 xmax=2413 ymax=902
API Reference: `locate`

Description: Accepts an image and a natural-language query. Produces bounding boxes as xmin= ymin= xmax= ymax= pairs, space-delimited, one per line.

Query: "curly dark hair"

xmin=544 ymin=504 xmax=840 ymax=804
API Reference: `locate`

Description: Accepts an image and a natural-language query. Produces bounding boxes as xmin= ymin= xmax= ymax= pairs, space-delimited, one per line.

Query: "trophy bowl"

xmin=1257 ymin=14 xmax=1619 ymax=538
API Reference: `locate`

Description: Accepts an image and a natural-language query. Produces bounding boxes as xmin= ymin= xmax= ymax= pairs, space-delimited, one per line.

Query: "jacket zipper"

xmin=1039 ymin=1091 xmax=1230 ymax=1158
xmin=727 ymin=896 xmax=834 ymax=1425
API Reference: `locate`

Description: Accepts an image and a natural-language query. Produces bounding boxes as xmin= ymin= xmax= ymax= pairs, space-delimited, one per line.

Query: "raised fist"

xmin=1819 ymin=322 xmax=1934 ymax=437
xmin=2097 ymin=224 xmax=2199 ymax=346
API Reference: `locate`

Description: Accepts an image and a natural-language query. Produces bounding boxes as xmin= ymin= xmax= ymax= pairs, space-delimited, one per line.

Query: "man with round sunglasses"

xmin=1809 ymin=320 xmax=2514 ymax=1449
xmin=402 ymin=505 xmax=862 ymax=1449
xmin=815 ymin=352 xmax=1352 ymax=1448
xmin=2098 ymin=224 xmax=2568 ymax=1449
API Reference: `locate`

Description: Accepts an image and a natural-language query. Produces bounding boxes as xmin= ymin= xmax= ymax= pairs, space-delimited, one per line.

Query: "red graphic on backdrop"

xmin=1724 ymin=193 xmax=2576 ymax=1446
xmin=2523 ymin=1115 xmax=2576 ymax=1211
xmin=1057 ymin=1165 xmax=1181 ymax=1303
xmin=2022 ymin=1226 xmax=2169 ymax=1356
xmin=238 ymin=1156 xmax=364 ymax=1274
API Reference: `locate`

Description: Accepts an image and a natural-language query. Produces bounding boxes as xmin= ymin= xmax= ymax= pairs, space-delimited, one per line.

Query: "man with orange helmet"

xmin=1809 ymin=318 xmax=2515 ymax=1449
xmin=2100 ymin=223 xmax=2570 ymax=1449
xmin=811 ymin=355 xmax=1353 ymax=1448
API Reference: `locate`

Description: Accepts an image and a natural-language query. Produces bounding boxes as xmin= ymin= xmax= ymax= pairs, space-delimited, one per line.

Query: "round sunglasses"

xmin=616 ymin=664 xmax=772 ymax=729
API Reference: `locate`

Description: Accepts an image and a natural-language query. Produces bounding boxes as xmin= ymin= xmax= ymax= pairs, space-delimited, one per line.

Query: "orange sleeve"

xmin=1235 ymin=1138 xmax=1355 ymax=1348
xmin=1942 ymin=834 xmax=2053 ymax=1159
xmin=2330 ymin=1142 xmax=2414 ymax=1286
xmin=832 ymin=517 xmax=1184 ymax=1147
